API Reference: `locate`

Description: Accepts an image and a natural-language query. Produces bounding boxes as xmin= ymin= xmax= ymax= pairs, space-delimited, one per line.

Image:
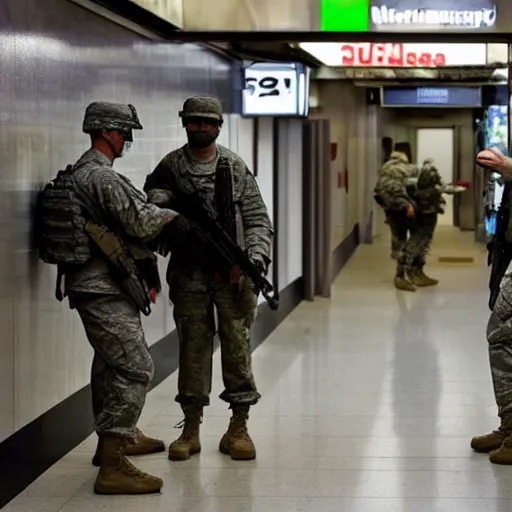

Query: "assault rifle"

xmin=85 ymin=221 xmax=153 ymax=316
xmin=166 ymin=175 xmax=279 ymax=310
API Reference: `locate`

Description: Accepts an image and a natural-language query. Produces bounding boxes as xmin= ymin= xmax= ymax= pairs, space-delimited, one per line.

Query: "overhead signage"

xmin=381 ymin=86 xmax=482 ymax=107
xmin=299 ymin=43 xmax=487 ymax=68
xmin=320 ymin=0 xmax=497 ymax=32
xmin=242 ymin=63 xmax=310 ymax=117
xmin=370 ymin=3 xmax=497 ymax=30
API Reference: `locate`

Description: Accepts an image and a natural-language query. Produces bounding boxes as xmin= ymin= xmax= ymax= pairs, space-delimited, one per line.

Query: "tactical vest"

xmin=37 ymin=165 xmax=92 ymax=266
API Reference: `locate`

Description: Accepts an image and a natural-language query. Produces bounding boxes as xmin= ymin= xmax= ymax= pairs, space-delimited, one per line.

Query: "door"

xmin=416 ymin=128 xmax=455 ymax=226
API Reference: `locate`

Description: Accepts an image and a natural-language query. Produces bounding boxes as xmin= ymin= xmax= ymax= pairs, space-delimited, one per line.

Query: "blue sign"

xmin=417 ymin=88 xmax=450 ymax=104
xmin=382 ymin=86 xmax=482 ymax=107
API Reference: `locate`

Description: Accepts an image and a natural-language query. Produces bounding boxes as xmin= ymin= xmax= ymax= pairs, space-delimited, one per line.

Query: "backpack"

xmin=37 ymin=165 xmax=92 ymax=266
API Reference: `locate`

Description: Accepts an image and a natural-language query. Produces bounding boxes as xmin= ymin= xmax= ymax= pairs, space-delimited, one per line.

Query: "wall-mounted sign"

xmin=381 ymin=86 xmax=482 ymax=107
xmin=242 ymin=62 xmax=310 ymax=117
xmin=299 ymin=43 xmax=487 ymax=67
xmin=321 ymin=0 xmax=497 ymax=32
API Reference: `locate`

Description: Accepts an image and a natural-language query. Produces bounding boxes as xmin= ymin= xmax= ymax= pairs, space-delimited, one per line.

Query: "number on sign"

xmin=245 ymin=76 xmax=292 ymax=97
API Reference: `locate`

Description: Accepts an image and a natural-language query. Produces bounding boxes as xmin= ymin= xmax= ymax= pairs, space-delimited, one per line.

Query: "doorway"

xmin=416 ymin=128 xmax=455 ymax=226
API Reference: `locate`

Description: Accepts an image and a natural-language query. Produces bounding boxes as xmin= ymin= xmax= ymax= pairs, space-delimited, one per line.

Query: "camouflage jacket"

xmin=144 ymin=144 xmax=273 ymax=284
xmin=374 ymin=151 xmax=417 ymax=211
xmin=414 ymin=159 xmax=460 ymax=214
xmin=487 ymin=260 xmax=512 ymax=345
xmin=65 ymin=148 xmax=174 ymax=295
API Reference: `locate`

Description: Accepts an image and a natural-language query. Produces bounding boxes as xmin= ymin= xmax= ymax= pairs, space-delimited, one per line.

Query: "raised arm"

xmin=95 ymin=170 xmax=176 ymax=239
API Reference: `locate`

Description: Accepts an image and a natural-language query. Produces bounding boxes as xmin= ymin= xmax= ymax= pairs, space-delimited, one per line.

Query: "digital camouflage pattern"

xmin=65 ymin=148 xmax=175 ymax=295
xmin=82 ymin=101 xmax=143 ymax=133
xmin=144 ymin=110 xmax=271 ymax=406
xmin=374 ymin=151 xmax=417 ymax=212
xmin=375 ymin=151 xmax=417 ymax=276
xmin=406 ymin=159 xmax=460 ymax=272
xmin=487 ymin=260 xmax=512 ymax=420
xmin=73 ymin=293 xmax=154 ymax=438
xmin=415 ymin=158 xmax=459 ymax=214
xmin=171 ymin=281 xmax=260 ymax=406
xmin=408 ymin=212 xmax=438 ymax=271
xmin=179 ymin=96 xmax=223 ymax=122
xmin=66 ymin=146 xmax=174 ymax=440
xmin=144 ymin=144 xmax=273 ymax=285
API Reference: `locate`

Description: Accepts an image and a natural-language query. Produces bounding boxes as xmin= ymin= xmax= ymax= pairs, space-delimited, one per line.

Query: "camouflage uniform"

xmin=374 ymin=151 xmax=417 ymax=291
xmin=65 ymin=102 xmax=177 ymax=494
xmin=144 ymin=97 xmax=273 ymax=462
xmin=471 ymin=261 xmax=512 ymax=463
xmin=407 ymin=158 xmax=461 ymax=286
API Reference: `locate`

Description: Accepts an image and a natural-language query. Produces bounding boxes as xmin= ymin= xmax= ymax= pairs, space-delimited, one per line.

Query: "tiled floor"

xmin=6 ymin=226 xmax=511 ymax=512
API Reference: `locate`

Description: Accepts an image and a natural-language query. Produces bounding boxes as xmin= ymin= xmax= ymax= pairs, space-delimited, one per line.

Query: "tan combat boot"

xmin=471 ymin=427 xmax=506 ymax=453
xmin=394 ymin=276 xmax=416 ymax=292
xmin=219 ymin=405 xmax=256 ymax=460
xmin=410 ymin=269 xmax=438 ymax=287
xmin=488 ymin=418 xmax=512 ymax=464
xmin=92 ymin=428 xmax=165 ymax=467
xmin=93 ymin=435 xmax=163 ymax=495
xmin=168 ymin=405 xmax=202 ymax=461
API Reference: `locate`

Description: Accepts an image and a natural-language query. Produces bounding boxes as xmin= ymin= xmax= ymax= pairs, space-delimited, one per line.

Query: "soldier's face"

xmin=185 ymin=117 xmax=221 ymax=149
xmin=103 ymin=130 xmax=132 ymax=157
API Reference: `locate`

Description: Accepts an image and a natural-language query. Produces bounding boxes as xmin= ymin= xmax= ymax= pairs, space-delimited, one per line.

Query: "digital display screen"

xmin=241 ymin=62 xmax=310 ymax=117
xmin=381 ymin=86 xmax=482 ymax=107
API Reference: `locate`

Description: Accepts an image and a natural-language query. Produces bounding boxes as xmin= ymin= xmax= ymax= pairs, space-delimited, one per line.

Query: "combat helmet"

xmin=82 ymin=101 xmax=143 ymax=135
xmin=179 ymin=97 xmax=223 ymax=124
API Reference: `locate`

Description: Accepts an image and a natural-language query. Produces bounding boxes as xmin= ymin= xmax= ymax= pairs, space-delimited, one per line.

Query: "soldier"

xmin=471 ymin=261 xmax=512 ymax=464
xmin=374 ymin=147 xmax=417 ymax=291
xmin=407 ymin=158 xmax=465 ymax=287
xmin=40 ymin=102 xmax=179 ymax=494
xmin=472 ymin=148 xmax=512 ymax=463
xmin=143 ymin=97 xmax=273 ymax=462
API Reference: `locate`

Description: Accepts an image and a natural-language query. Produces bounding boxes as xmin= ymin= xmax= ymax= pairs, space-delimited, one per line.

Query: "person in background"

xmin=406 ymin=158 xmax=466 ymax=287
xmin=472 ymin=147 xmax=512 ymax=464
xmin=40 ymin=102 xmax=178 ymax=494
xmin=374 ymin=142 xmax=417 ymax=291
xmin=144 ymin=97 xmax=273 ymax=463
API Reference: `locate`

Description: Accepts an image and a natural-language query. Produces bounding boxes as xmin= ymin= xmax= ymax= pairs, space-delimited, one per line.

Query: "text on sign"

xmin=340 ymin=43 xmax=447 ymax=68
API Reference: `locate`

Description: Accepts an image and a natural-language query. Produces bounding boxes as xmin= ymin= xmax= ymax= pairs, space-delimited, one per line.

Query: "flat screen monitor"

xmin=241 ymin=62 xmax=310 ymax=117
xmin=381 ymin=86 xmax=482 ymax=108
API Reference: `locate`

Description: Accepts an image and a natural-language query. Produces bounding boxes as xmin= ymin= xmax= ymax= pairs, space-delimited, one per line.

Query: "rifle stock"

xmin=85 ymin=221 xmax=152 ymax=316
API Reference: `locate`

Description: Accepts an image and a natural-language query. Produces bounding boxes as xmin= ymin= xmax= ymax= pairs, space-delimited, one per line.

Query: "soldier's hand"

xmin=149 ymin=288 xmax=158 ymax=304
xmin=406 ymin=204 xmax=415 ymax=217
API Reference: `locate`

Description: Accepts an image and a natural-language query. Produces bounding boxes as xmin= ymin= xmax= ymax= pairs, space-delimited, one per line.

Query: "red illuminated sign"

xmin=340 ymin=43 xmax=447 ymax=68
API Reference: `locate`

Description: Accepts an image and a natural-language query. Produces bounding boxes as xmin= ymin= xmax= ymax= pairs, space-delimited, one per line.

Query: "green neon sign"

xmin=321 ymin=0 xmax=370 ymax=32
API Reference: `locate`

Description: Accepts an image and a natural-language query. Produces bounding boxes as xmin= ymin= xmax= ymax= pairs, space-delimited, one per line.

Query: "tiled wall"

xmin=311 ymin=81 xmax=380 ymax=250
xmin=0 ymin=0 xmax=278 ymax=442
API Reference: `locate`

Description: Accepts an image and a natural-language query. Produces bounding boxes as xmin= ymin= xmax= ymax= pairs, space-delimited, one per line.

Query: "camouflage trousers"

xmin=386 ymin=210 xmax=437 ymax=276
xmin=487 ymin=310 xmax=512 ymax=419
xmin=71 ymin=293 xmax=155 ymax=440
xmin=170 ymin=281 xmax=260 ymax=407
xmin=408 ymin=212 xmax=438 ymax=271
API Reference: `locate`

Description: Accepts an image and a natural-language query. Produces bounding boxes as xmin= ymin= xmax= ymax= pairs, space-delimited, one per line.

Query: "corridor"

xmin=6 ymin=227 xmax=509 ymax=512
